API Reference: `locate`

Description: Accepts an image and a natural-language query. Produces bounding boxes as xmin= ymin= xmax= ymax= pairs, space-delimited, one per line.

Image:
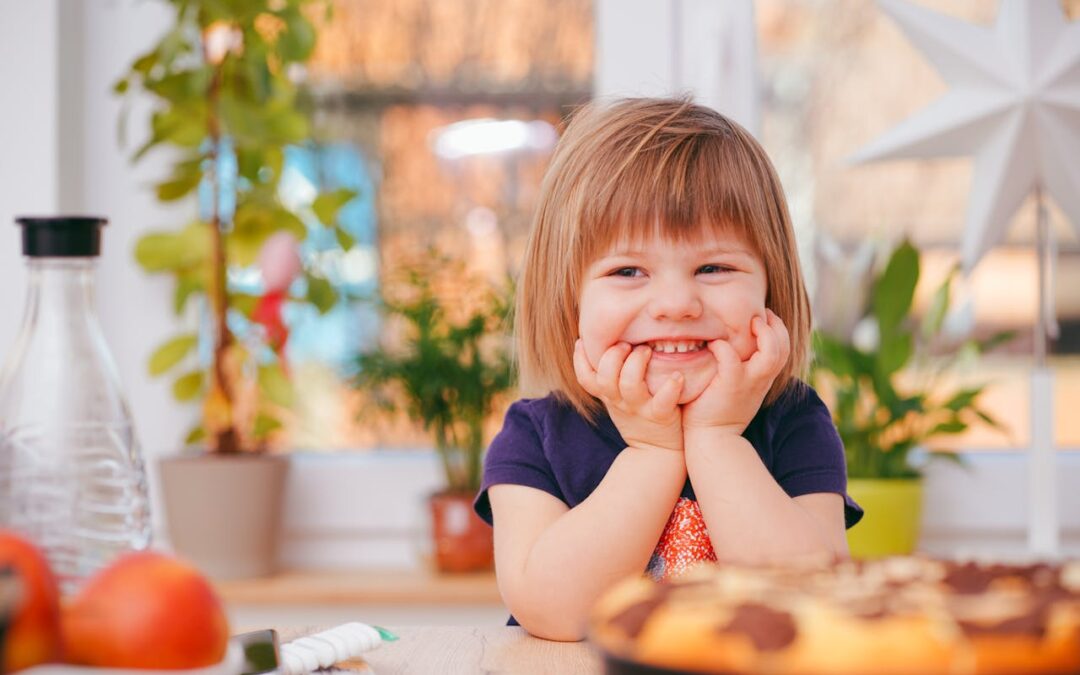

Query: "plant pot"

xmin=429 ymin=491 xmax=493 ymax=573
xmin=159 ymin=452 xmax=290 ymax=580
xmin=846 ymin=477 xmax=923 ymax=559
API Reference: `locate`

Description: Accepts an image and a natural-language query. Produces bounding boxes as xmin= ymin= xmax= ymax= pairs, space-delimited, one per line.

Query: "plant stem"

xmin=206 ymin=43 xmax=239 ymax=454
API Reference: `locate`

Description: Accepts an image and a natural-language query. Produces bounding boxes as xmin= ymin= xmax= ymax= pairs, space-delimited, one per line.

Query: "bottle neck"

xmin=25 ymin=258 xmax=99 ymax=321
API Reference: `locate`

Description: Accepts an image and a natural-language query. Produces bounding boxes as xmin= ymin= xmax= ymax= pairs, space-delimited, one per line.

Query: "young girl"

xmin=473 ymin=97 xmax=863 ymax=642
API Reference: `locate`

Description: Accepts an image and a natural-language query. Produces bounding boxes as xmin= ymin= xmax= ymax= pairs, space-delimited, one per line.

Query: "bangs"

xmin=574 ymin=131 xmax=771 ymax=267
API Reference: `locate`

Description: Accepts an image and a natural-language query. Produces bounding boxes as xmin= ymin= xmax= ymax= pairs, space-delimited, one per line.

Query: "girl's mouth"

xmin=641 ymin=339 xmax=710 ymax=360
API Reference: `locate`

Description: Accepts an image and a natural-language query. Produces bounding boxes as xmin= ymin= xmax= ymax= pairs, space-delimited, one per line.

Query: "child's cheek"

xmin=580 ymin=334 xmax=606 ymax=371
xmin=731 ymin=309 xmax=769 ymax=361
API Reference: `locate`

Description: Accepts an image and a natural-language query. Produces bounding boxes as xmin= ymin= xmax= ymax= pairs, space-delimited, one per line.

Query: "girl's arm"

xmin=488 ymin=445 xmax=685 ymax=642
xmin=684 ymin=429 xmax=848 ymax=564
xmin=682 ymin=311 xmax=847 ymax=564
xmin=488 ymin=340 xmax=686 ymax=640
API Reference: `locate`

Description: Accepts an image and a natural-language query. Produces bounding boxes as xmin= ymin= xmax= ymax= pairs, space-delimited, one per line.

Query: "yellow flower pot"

xmin=845 ymin=478 xmax=923 ymax=559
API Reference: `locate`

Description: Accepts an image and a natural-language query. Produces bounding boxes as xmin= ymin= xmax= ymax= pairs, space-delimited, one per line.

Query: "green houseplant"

xmin=116 ymin=0 xmax=356 ymax=577
xmin=811 ymin=239 xmax=1011 ymax=558
xmin=354 ymin=254 xmax=515 ymax=572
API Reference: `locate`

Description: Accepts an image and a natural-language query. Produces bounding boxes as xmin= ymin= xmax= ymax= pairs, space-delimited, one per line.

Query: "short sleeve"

xmin=771 ymin=388 xmax=864 ymax=528
xmin=473 ymin=400 xmax=565 ymax=526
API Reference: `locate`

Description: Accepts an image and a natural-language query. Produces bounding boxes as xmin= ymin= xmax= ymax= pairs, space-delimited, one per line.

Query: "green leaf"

xmin=873 ymin=239 xmax=919 ymax=333
xmin=172 ymin=370 xmax=205 ymax=401
xmin=306 ymin=273 xmax=336 ymax=314
xmin=975 ymin=409 xmax=1006 ymax=431
xmin=269 ymin=207 xmax=307 ymax=239
xmin=231 ymin=293 xmax=259 ymax=319
xmin=921 ymin=269 xmax=953 ymax=340
xmin=335 ymin=226 xmax=356 ymax=251
xmin=258 ymin=363 xmax=295 ymax=407
xmin=944 ymin=387 xmax=982 ymax=412
xmin=253 ymin=413 xmax=283 ymax=439
xmin=978 ymin=329 xmax=1017 ymax=354
xmin=156 ymin=171 xmax=202 ymax=201
xmin=173 ymin=274 xmax=204 ymax=315
xmin=236 ymin=147 xmax=265 ymax=182
xmin=113 ymin=78 xmax=130 ymax=95
xmin=135 ymin=222 xmax=211 ymax=272
xmin=147 ymin=69 xmax=213 ymax=103
xmin=312 ymin=188 xmax=357 ymax=226
xmin=151 ymin=106 xmax=207 ymax=148
xmin=277 ymin=10 xmax=316 ymax=62
xmin=136 ymin=232 xmax=187 ymax=271
xmin=131 ymin=50 xmax=159 ymax=77
xmin=148 ymin=334 xmax=199 ymax=375
xmin=184 ymin=425 xmax=206 ymax=446
xmin=930 ymin=420 xmax=968 ymax=436
xmin=243 ymin=46 xmax=274 ymax=103
xmin=811 ymin=332 xmax=856 ymax=378
xmin=876 ymin=332 xmax=913 ymax=377
xmin=268 ymin=109 xmax=309 ymax=143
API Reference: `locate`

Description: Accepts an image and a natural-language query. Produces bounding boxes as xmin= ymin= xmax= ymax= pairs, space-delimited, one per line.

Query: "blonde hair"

xmin=516 ymin=97 xmax=811 ymax=422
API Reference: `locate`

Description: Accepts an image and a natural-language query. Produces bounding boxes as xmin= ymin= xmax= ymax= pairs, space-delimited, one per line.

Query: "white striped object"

xmin=279 ymin=622 xmax=383 ymax=675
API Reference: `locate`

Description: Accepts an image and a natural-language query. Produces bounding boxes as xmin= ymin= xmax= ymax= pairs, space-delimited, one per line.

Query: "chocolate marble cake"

xmin=589 ymin=557 xmax=1080 ymax=675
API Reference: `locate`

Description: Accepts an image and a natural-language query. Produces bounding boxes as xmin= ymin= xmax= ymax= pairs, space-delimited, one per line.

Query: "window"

xmin=756 ymin=0 xmax=1080 ymax=449
xmin=265 ymin=0 xmax=594 ymax=450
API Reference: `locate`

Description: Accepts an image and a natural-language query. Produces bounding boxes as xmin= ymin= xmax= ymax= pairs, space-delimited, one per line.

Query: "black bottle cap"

xmin=14 ymin=216 xmax=108 ymax=257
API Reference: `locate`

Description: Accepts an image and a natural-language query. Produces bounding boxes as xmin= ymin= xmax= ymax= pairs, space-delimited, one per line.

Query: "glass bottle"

xmin=0 ymin=216 xmax=151 ymax=593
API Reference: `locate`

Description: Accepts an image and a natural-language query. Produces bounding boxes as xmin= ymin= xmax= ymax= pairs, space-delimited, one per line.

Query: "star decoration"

xmin=850 ymin=0 xmax=1080 ymax=272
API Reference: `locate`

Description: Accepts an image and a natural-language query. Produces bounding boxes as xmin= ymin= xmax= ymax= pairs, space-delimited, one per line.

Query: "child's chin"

xmin=645 ymin=367 xmax=713 ymax=405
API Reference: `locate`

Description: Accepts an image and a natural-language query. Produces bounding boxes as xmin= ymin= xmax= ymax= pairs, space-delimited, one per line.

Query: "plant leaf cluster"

xmin=811 ymin=239 xmax=1013 ymax=479
xmin=355 ymin=257 xmax=516 ymax=494
xmin=117 ymin=0 xmax=356 ymax=451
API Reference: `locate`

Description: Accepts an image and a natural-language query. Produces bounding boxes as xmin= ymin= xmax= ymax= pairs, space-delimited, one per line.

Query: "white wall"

xmin=0 ymin=1 xmax=61 ymax=352
xmin=1 ymin=1 xmax=189 ymax=538
xmin=595 ymin=0 xmax=760 ymax=135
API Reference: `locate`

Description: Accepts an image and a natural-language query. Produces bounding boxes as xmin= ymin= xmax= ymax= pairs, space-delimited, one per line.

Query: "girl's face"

xmin=578 ymin=228 xmax=768 ymax=405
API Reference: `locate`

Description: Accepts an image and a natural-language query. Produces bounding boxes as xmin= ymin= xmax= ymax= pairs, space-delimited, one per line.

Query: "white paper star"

xmin=851 ymin=0 xmax=1080 ymax=272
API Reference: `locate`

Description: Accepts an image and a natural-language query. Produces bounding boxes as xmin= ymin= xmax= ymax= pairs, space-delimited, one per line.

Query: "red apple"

xmin=0 ymin=530 xmax=63 ymax=672
xmin=62 ymin=551 xmax=230 ymax=669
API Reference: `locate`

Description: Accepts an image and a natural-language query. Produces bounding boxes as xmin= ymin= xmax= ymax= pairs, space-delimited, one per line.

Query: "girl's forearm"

xmin=684 ymin=428 xmax=838 ymax=564
xmin=510 ymin=446 xmax=686 ymax=641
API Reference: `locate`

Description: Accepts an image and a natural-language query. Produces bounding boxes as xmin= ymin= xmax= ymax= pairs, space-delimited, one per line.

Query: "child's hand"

xmin=682 ymin=310 xmax=791 ymax=436
xmin=573 ymin=339 xmax=685 ymax=453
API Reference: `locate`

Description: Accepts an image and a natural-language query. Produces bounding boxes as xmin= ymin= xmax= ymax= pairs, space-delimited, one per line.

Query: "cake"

xmin=589 ymin=557 xmax=1080 ymax=675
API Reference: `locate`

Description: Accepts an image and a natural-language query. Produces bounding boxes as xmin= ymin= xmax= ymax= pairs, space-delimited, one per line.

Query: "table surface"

xmin=219 ymin=569 xmax=503 ymax=606
xmin=279 ymin=625 xmax=603 ymax=675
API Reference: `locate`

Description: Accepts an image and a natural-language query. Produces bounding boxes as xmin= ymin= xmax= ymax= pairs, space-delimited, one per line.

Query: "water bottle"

xmin=0 ymin=216 xmax=151 ymax=593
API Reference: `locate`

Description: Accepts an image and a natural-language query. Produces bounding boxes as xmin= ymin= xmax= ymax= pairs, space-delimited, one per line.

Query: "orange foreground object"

xmin=0 ymin=530 xmax=64 ymax=672
xmin=62 ymin=550 xmax=230 ymax=669
xmin=591 ymin=556 xmax=1080 ymax=675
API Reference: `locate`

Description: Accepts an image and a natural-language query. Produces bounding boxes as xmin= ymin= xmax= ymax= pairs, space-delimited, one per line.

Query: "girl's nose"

xmin=647 ymin=279 xmax=703 ymax=320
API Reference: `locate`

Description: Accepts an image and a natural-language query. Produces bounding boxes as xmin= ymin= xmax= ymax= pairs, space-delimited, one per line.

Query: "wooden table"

xmin=219 ymin=570 xmax=503 ymax=606
xmin=279 ymin=626 xmax=604 ymax=675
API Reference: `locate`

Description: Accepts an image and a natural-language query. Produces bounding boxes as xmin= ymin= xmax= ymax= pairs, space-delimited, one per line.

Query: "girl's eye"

xmin=697 ymin=264 xmax=732 ymax=275
xmin=611 ymin=267 xmax=643 ymax=277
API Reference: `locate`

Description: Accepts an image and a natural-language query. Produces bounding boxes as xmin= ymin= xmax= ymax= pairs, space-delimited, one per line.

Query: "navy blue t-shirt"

xmin=473 ymin=381 xmax=862 ymax=626
xmin=475 ymin=381 xmax=862 ymax=526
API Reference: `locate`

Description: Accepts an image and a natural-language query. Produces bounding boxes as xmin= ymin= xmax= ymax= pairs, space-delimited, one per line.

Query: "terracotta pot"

xmin=159 ymin=452 xmax=290 ymax=580
xmin=429 ymin=491 xmax=493 ymax=573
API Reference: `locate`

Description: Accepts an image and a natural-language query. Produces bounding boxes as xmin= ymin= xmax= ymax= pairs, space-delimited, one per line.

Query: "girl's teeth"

xmin=649 ymin=340 xmax=705 ymax=353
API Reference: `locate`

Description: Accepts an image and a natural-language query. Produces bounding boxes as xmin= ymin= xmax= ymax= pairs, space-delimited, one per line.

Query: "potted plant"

xmin=116 ymin=0 xmax=357 ymax=578
xmin=811 ymin=238 xmax=1012 ymax=559
xmin=354 ymin=253 xmax=515 ymax=573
